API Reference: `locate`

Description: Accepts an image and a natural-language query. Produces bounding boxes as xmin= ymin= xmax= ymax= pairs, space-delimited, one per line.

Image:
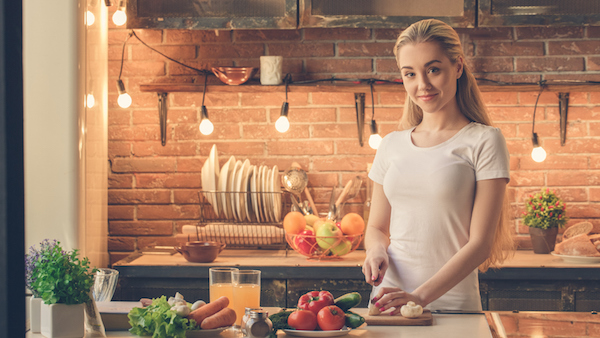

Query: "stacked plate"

xmin=201 ymin=144 xmax=282 ymax=223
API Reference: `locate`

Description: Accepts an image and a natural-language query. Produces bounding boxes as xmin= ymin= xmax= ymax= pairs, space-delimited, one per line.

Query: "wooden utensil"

xmin=290 ymin=162 xmax=318 ymax=215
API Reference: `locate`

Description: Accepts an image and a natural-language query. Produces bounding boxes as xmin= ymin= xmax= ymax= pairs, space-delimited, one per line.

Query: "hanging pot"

xmin=40 ymin=303 xmax=85 ymax=338
xmin=529 ymin=227 xmax=559 ymax=254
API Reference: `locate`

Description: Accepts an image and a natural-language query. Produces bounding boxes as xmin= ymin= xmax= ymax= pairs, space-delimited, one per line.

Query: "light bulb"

xmin=86 ymin=94 xmax=95 ymax=108
xmin=86 ymin=11 xmax=95 ymax=26
xmin=117 ymin=93 xmax=132 ymax=108
xmin=275 ymin=115 xmax=289 ymax=133
xmin=199 ymin=106 xmax=214 ymax=135
xmin=531 ymin=146 xmax=546 ymax=162
xmin=368 ymin=120 xmax=382 ymax=149
xmin=112 ymin=9 xmax=127 ymax=26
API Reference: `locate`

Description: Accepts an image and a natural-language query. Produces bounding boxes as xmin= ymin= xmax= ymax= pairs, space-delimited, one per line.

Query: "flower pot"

xmin=29 ymin=296 xmax=42 ymax=333
xmin=529 ymin=227 xmax=559 ymax=254
xmin=41 ymin=303 xmax=85 ymax=338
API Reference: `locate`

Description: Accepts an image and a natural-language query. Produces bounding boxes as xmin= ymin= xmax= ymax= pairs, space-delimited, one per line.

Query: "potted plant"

xmin=522 ymin=188 xmax=569 ymax=254
xmin=27 ymin=239 xmax=97 ymax=338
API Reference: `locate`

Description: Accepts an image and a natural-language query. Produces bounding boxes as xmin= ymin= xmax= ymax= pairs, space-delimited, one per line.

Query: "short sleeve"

xmin=368 ymin=132 xmax=395 ymax=185
xmin=474 ymin=127 xmax=511 ymax=182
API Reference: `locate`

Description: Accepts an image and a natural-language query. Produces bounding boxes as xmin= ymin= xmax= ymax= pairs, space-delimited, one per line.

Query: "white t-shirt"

xmin=368 ymin=122 xmax=510 ymax=311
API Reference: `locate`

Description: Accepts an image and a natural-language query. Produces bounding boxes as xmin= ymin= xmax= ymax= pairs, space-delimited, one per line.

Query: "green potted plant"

xmin=522 ymin=188 xmax=569 ymax=254
xmin=27 ymin=239 xmax=97 ymax=338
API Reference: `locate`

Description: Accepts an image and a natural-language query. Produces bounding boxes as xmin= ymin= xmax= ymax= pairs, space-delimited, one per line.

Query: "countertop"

xmin=113 ymin=249 xmax=600 ymax=280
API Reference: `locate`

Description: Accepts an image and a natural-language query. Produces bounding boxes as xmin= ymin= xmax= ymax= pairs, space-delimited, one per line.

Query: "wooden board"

xmin=352 ymin=308 xmax=433 ymax=326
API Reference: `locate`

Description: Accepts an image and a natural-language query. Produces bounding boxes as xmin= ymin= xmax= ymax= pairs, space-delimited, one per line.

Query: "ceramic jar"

xmin=40 ymin=303 xmax=85 ymax=338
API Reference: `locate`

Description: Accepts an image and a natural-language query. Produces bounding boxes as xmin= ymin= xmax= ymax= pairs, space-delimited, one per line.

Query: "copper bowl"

xmin=176 ymin=241 xmax=226 ymax=263
xmin=211 ymin=67 xmax=256 ymax=85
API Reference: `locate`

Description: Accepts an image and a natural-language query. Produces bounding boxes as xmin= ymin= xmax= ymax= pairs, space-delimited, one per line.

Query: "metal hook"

xmin=158 ymin=92 xmax=168 ymax=146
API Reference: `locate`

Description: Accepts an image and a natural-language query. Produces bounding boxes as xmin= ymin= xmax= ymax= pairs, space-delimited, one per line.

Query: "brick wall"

xmin=107 ymin=15 xmax=600 ymax=265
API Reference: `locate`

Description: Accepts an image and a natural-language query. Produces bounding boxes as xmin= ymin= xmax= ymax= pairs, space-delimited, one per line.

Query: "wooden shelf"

xmin=140 ymin=82 xmax=600 ymax=93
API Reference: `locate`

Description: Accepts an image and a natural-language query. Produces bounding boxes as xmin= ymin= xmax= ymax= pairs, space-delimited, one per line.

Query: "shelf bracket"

xmin=559 ymin=92 xmax=569 ymax=146
xmin=158 ymin=92 xmax=168 ymax=146
xmin=355 ymin=93 xmax=365 ymax=147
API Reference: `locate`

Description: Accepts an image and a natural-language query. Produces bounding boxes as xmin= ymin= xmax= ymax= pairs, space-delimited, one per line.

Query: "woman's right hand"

xmin=362 ymin=246 xmax=389 ymax=286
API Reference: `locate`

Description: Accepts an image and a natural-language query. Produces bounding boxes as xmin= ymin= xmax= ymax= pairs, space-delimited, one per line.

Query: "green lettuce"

xmin=128 ymin=296 xmax=198 ymax=338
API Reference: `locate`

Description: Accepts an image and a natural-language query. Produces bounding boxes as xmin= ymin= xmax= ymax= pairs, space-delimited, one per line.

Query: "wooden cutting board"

xmin=352 ymin=307 xmax=433 ymax=326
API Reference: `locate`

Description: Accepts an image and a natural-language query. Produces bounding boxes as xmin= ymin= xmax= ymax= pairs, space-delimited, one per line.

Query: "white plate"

xmin=209 ymin=144 xmax=220 ymax=215
xmin=271 ymin=165 xmax=282 ymax=222
xmin=250 ymin=165 xmax=261 ymax=223
xmin=246 ymin=165 xmax=256 ymax=222
xmin=235 ymin=159 xmax=251 ymax=222
xmin=241 ymin=163 xmax=253 ymax=222
xmin=218 ymin=156 xmax=235 ymax=219
xmin=257 ymin=166 xmax=267 ymax=223
xmin=262 ymin=167 xmax=273 ymax=222
xmin=186 ymin=326 xmax=230 ymax=337
xmin=283 ymin=327 xmax=352 ymax=337
xmin=229 ymin=160 xmax=242 ymax=221
xmin=551 ymin=251 xmax=600 ymax=264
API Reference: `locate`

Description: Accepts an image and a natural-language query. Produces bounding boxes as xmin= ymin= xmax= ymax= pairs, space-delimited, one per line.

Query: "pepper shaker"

xmin=244 ymin=309 xmax=272 ymax=338
xmin=241 ymin=307 xmax=262 ymax=336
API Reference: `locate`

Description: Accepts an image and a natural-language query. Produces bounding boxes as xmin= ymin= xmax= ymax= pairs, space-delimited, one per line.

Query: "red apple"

xmin=294 ymin=229 xmax=317 ymax=255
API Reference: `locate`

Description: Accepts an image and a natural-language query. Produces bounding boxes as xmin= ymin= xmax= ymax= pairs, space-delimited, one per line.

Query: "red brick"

xmin=487 ymin=107 xmax=534 ymax=122
xmin=457 ymin=27 xmax=513 ymax=40
xmin=137 ymin=236 xmax=179 ymax=250
xmin=545 ymin=139 xmax=600 ymax=154
xmin=108 ymin=174 xmax=133 ymax=188
xmin=172 ymin=124 xmax=240 ymax=141
xmin=473 ymin=73 xmax=541 ymax=84
xmin=590 ymin=188 xmax=600 ymax=202
xmin=470 ymin=57 xmax=513 ymax=73
xmin=312 ymin=124 xmax=358 ymax=139
xmin=244 ymin=124 xmax=310 ymax=139
xmin=520 ymin=155 xmax=588 ymax=170
xmin=567 ymin=204 xmax=600 ymax=218
xmin=108 ymin=237 xmax=136 ymax=251
xmin=337 ymin=140 xmax=378 ymax=155
xmin=305 ymin=28 xmax=371 ymax=41
xmin=282 ymin=108 xmax=336 ymax=123
xmin=313 ymin=157 xmax=372 ymax=172
xmin=338 ymin=42 xmax=394 ymax=57
xmin=137 ymin=204 xmax=200 ymax=220
xmin=516 ymin=26 xmax=584 ymax=39
xmin=508 ymin=172 xmax=545 ymax=187
xmin=505 ymin=140 xmax=533 ymax=155
xmin=203 ymin=108 xmax=267 ymax=123
xmin=109 ymin=60 xmax=166 ymax=78
xmin=177 ymin=158 xmax=204 ymax=173
xmin=108 ymin=205 xmax=135 ymax=220
xmin=170 ymin=92 xmax=240 ymax=107
xmin=108 ymin=189 xmax=171 ymax=204
xmin=547 ymin=171 xmax=600 ymax=186
xmin=311 ymin=92 xmax=356 ymax=105
xmin=548 ymin=41 xmax=600 ymax=55
xmin=136 ymin=173 xmax=202 ymax=188
xmin=173 ymin=190 xmax=201 ymax=204
xmin=112 ymin=157 xmax=177 ymax=173
xmin=268 ymin=140 xmax=334 ymax=155
xmin=109 ymin=44 xmax=129 ymax=61
xmin=592 ymin=156 xmax=600 ymax=169
xmin=168 ymin=60 xmax=234 ymax=75
xmin=589 ymin=57 xmax=600 ymax=71
xmin=109 ymin=142 xmax=132 ymax=158
xmin=131 ymin=45 xmax=196 ymax=61
xmin=475 ymin=42 xmax=544 ymax=57
xmin=567 ymin=106 xmax=600 ymax=121
xmin=516 ymin=57 xmax=584 ymax=72
xmin=376 ymin=59 xmax=400 ymax=73
xmin=133 ymin=109 xmax=197 ymax=125
xmin=234 ymin=29 xmax=302 ymax=41
xmin=564 ymin=92 xmax=589 ymax=105
xmin=545 ymin=73 xmax=600 ymax=82
xmin=198 ymin=43 xmax=264 ymax=59
xmin=165 ymin=30 xmax=231 ymax=44
xmin=588 ymin=322 xmax=600 ymax=337
xmin=211 ymin=142 xmax=265 ymax=156
xmin=267 ymin=43 xmax=334 ymax=57
xmin=379 ymin=92 xmax=405 ymax=105
xmin=110 ymin=221 xmax=173 ymax=235
xmin=482 ymin=92 xmax=519 ymax=105
xmin=306 ymin=59 xmax=373 ymax=74
xmin=109 ymin=253 xmax=132 ymax=266
xmin=132 ymin=141 xmax=197 ymax=157
xmin=239 ymin=93 xmax=284 ymax=106
xmin=374 ymin=29 xmax=402 ymax=40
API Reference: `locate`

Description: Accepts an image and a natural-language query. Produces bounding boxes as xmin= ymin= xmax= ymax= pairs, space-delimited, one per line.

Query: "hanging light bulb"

xmin=112 ymin=0 xmax=127 ymax=26
xmin=275 ymin=102 xmax=290 ymax=133
xmin=116 ymin=79 xmax=132 ymax=108
xmin=199 ymin=106 xmax=214 ymax=135
xmin=368 ymin=120 xmax=382 ymax=149
xmin=531 ymin=132 xmax=547 ymax=162
xmin=86 ymin=10 xmax=96 ymax=26
xmin=86 ymin=94 xmax=95 ymax=108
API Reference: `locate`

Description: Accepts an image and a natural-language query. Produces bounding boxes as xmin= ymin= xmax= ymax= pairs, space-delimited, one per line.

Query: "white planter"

xmin=40 ymin=303 xmax=85 ymax=338
xmin=29 ymin=296 xmax=42 ymax=333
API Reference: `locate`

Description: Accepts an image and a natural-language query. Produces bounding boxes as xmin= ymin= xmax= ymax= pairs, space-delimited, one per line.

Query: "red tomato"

xmin=317 ymin=305 xmax=346 ymax=331
xmin=288 ymin=309 xmax=318 ymax=331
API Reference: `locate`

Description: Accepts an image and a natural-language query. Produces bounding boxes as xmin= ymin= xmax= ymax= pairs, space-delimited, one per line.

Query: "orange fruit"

xmin=340 ymin=213 xmax=365 ymax=235
xmin=283 ymin=211 xmax=306 ymax=234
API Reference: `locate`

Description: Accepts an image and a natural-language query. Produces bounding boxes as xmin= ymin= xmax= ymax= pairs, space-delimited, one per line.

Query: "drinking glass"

xmin=93 ymin=268 xmax=119 ymax=302
xmin=232 ymin=269 xmax=261 ymax=326
xmin=209 ymin=267 xmax=238 ymax=307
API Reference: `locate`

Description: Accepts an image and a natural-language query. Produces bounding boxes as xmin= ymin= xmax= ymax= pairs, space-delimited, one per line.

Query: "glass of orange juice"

xmin=232 ymin=269 xmax=261 ymax=327
xmin=209 ymin=267 xmax=238 ymax=307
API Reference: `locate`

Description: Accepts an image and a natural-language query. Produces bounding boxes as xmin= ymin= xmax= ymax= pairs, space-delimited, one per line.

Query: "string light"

xmin=112 ymin=0 xmax=127 ymax=26
xmin=116 ymin=31 xmax=132 ymax=108
xmin=86 ymin=10 xmax=96 ymax=26
xmin=367 ymin=81 xmax=382 ymax=149
xmin=199 ymin=73 xmax=214 ymax=135
xmin=276 ymin=75 xmax=291 ymax=133
xmin=531 ymin=85 xmax=546 ymax=162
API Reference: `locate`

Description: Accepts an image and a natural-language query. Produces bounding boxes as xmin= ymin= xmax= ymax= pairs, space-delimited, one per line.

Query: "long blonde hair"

xmin=394 ymin=19 xmax=514 ymax=272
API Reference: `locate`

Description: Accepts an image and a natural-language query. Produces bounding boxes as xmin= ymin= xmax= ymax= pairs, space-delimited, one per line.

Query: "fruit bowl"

xmin=286 ymin=232 xmax=364 ymax=260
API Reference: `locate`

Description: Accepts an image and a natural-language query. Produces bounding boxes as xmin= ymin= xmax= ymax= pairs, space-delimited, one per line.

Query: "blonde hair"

xmin=394 ymin=19 xmax=514 ymax=272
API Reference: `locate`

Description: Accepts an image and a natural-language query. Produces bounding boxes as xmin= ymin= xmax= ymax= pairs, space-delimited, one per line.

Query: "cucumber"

xmin=334 ymin=292 xmax=362 ymax=312
xmin=344 ymin=311 xmax=365 ymax=329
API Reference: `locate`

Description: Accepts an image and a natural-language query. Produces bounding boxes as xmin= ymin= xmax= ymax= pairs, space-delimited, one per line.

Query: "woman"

xmin=362 ymin=19 xmax=514 ymax=313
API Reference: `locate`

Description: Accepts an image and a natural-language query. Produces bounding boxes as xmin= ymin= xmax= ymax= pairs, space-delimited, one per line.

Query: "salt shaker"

xmin=241 ymin=307 xmax=262 ymax=336
xmin=244 ymin=309 xmax=272 ymax=338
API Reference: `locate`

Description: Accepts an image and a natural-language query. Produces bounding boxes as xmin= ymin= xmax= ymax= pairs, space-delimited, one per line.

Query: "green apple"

xmin=316 ymin=221 xmax=342 ymax=250
xmin=330 ymin=238 xmax=351 ymax=256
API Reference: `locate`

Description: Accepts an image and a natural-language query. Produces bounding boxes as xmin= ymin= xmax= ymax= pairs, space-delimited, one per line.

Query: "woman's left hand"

xmin=372 ymin=287 xmax=424 ymax=315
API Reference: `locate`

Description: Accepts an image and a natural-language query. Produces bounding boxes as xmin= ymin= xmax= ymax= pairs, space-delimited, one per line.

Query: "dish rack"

xmin=187 ymin=191 xmax=291 ymax=249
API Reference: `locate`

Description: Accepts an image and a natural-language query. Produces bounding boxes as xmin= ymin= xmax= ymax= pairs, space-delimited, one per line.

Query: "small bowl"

xmin=211 ymin=67 xmax=256 ymax=85
xmin=176 ymin=241 xmax=226 ymax=263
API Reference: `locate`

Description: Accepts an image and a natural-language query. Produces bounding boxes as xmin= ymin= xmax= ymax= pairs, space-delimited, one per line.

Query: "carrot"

xmin=200 ymin=307 xmax=237 ymax=329
xmin=187 ymin=296 xmax=229 ymax=326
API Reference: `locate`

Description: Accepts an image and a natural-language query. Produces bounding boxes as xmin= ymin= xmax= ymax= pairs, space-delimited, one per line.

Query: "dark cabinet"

xmin=478 ymin=0 xmax=600 ymax=27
